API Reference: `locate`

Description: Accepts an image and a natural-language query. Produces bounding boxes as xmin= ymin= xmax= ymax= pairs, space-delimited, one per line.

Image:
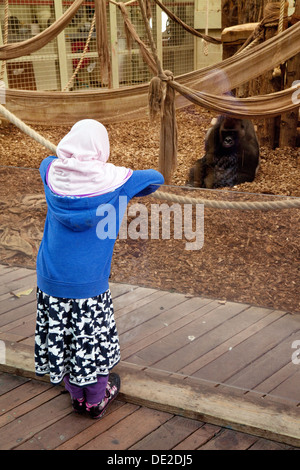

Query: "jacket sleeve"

xmin=124 ymin=170 xmax=164 ymax=199
xmin=39 ymin=156 xmax=57 ymax=184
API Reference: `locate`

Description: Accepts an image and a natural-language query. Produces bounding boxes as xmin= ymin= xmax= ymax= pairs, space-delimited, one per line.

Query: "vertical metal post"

xmin=109 ymin=1 xmax=119 ymax=88
xmin=54 ymin=0 xmax=69 ymax=90
xmin=156 ymin=3 xmax=162 ymax=67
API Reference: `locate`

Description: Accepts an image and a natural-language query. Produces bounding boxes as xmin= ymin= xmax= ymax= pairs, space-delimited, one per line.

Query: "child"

xmin=35 ymin=119 xmax=164 ymax=418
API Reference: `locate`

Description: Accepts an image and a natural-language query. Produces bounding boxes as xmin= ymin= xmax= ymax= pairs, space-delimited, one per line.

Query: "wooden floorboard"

xmin=0 ymin=372 xmax=297 ymax=451
xmin=0 ymin=264 xmax=299 ymax=450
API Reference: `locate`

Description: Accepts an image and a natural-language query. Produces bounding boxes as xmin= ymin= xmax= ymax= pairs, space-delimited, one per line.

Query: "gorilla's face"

xmin=219 ymin=118 xmax=246 ymax=150
xmin=221 ymin=130 xmax=238 ymax=149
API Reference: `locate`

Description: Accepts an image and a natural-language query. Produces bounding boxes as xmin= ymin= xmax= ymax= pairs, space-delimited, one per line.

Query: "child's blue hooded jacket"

xmin=36 ymin=156 xmax=164 ymax=299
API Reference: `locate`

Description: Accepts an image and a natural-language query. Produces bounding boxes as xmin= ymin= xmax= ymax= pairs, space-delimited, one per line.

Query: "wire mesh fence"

xmin=0 ymin=0 xmax=206 ymax=91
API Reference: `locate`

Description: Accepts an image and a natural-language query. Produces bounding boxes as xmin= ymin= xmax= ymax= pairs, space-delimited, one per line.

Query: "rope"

xmin=137 ymin=0 xmax=164 ymax=79
xmin=203 ymin=0 xmax=209 ymax=56
xmin=0 ymin=104 xmax=57 ymax=155
xmin=151 ymin=0 xmax=221 ymax=45
xmin=151 ymin=191 xmax=300 ymax=210
xmin=63 ymin=13 xmax=96 ymax=92
xmin=278 ymin=0 xmax=286 ymax=34
xmin=235 ymin=35 xmax=262 ymax=55
xmin=273 ymin=1 xmax=288 ymax=80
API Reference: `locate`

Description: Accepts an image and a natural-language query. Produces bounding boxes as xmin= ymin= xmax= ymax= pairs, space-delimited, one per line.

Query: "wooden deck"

xmin=0 ymin=264 xmax=299 ymax=450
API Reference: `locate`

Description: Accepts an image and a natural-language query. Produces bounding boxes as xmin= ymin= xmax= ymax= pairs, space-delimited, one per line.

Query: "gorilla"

xmin=188 ymin=115 xmax=260 ymax=189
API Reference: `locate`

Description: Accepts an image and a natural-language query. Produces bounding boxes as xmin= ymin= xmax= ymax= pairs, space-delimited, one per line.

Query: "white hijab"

xmin=47 ymin=119 xmax=132 ymax=196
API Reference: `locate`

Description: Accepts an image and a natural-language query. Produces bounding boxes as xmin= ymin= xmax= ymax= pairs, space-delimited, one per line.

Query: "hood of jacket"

xmin=41 ymin=156 xmax=127 ymax=232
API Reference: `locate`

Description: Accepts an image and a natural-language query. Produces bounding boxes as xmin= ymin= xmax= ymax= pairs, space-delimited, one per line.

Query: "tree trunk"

xmin=221 ymin=0 xmax=266 ymax=29
xmin=237 ymin=0 xmax=266 ymax=23
xmin=255 ymin=22 xmax=282 ymax=148
xmin=279 ymin=0 xmax=300 ymax=147
xmin=221 ymin=0 xmax=239 ymax=29
xmin=221 ymin=0 xmax=298 ymax=147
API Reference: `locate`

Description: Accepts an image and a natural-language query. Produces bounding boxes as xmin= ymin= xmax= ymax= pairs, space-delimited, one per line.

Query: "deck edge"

xmin=0 ymin=340 xmax=299 ymax=447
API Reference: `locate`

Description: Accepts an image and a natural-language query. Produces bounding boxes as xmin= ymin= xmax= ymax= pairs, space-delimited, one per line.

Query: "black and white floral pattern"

xmin=35 ymin=288 xmax=120 ymax=386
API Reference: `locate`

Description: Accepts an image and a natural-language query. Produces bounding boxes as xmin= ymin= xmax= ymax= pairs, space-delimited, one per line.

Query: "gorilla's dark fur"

xmin=189 ymin=116 xmax=260 ymax=189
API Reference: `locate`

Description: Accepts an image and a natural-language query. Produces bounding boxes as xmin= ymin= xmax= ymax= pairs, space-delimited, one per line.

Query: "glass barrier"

xmin=0 ymin=165 xmax=299 ymax=406
xmin=0 ymin=166 xmax=45 ymax=268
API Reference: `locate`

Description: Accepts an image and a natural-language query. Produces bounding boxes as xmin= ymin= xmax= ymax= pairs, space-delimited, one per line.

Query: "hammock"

xmin=0 ymin=0 xmax=85 ymax=60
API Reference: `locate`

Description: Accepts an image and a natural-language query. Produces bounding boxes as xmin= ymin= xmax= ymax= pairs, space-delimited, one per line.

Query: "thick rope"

xmin=137 ymin=0 xmax=165 ymax=79
xmin=151 ymin=190 xmax=300 ymax=210
xmin=235 ymin=35 xmax=262 ymax=55
xmin=0 ymin=104 xmax=57 ymax=155
xmin=203 ymin=0 xmax=209 ymax=56
xmin=151 ymin=0 xmax=221 ymax=45
xmin=63 ymin=13 xmax=96 ymax=92
xmin=278 ymin=0 xmax=286 ymax=34
xmin=0 ymin=102 xmax=299 ymax=211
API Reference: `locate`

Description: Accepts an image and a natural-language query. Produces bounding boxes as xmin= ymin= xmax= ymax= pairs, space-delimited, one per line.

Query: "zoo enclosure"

xmin=0 ymin=0 xmax=223 ymax=91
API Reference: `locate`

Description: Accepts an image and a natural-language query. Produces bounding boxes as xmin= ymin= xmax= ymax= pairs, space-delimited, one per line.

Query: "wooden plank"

xmin=120 ymin=297 xmax=216 ymax=360
xmin=0 ymin=273 xmax=36 ymax=296
xmin=110 ymin=282 xmax=139 ymax=299
xmin=191 ymin=313 xmax=300 ymax=385
xmin=248 ymin=438 xmax=293 ymax=450
xmin=0 ymin=266 xmax=18 ymax=276
xmin=0 ymin=301 xmax=36 ymax=328
xmin=16 ymin=400 xmax=126 ymax=450
xmin=116 ymin=291 xmax=189 ymax=337
xmin=173 ymin=423 xmax=222 ymax=450
xmin=114 ymin=365 xmax=300 ymax=447
xmin=0 ymin=267 xmax=34 ymax=283
xmin=115 ymin=288 xmax=167 ymax=318
xmin=114 ymin=286 xmax=163 ymax=315
xmin=251 ymin=362 xmax=299 ymax=397
xmin=178 ymin=308 xmax=286 ymax=377
xmin=130 ymin=415 xmax=203 ymax=450
xmin=0 ymin=331 xmax=25 ymax=343
xmin=1 ymin=341 xmax=299 ymax=447
xmin=0 ymin=292 xmax=13 ymax=304
xmin=0 ymin=372 xmax=28 ymax=396
xmin=224 ymin=336 xmax=299 ymax=391
xmin=0 ymin=393 xmax=71 ymax=450
xmin=78 ymin=406 xmax=172 ymax=450
xmin=266 ymin=370 xmax=300 ymax=404
xmin=19 ymin=336 xmax=35 ymax=347
xmin=0 ymin=340 xmax=35 ymax=377
xmin=127 ymin=301 xmax=250 ymax=368
xmin=0 ymin=336 xmax=300 ymax=446
xmin=0 ymin=289 xmax=36 ymax=315
xmin=221 ymin=23 xmax=259 ymax=44
xmin=0 ymin=314 xmax=35 ymax=339
xmin=56 ymin=402 xmax=140 ymax=451
xmin=0 ymin=384 xmax=62 ymax=429
xmin=198 ymin=428 xmax=258 ymax=450
xmin=0 ymin=380 xmax=52 ymax=418
xmin=0 ymin=371 xmax=297 ymax=451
